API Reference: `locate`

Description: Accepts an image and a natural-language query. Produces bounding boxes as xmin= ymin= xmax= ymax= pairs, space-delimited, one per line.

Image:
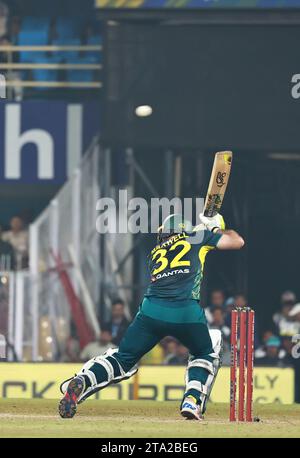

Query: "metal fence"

xmin=2 ymin=137 xmax=135 ymax=361
xmin=28 ymin=136 xmax=102 ymax=361
xmin=0 ymin=269 xmax=69 ymax=362
xmin=0 ymin=270 xmax=32 ymax=361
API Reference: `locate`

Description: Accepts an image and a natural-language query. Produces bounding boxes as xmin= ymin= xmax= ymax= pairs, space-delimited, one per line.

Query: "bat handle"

xmin=203 ymin=209 xmax=217 ymax=218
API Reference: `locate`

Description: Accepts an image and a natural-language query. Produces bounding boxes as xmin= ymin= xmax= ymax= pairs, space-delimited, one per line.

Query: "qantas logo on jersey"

xmin=152 ymin=268 xmax=190 ymax=281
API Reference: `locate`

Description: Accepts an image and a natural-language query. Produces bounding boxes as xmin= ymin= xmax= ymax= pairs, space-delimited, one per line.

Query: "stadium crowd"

xmin=49 ymin=296 xmax=300 ymax=411
xmin=73 ymin=291 xmax=300 ymax=371
xmin=0 ymin=216 xmax=29 ymax=270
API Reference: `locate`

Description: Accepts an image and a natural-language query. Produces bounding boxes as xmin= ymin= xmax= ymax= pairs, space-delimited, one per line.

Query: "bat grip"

xmin=203 ymin=209 xmax=217 ymax=218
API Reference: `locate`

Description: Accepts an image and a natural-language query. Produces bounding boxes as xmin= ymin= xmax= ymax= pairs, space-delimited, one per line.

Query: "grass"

xmin=0 ymin=399 xmax=300 ymax=438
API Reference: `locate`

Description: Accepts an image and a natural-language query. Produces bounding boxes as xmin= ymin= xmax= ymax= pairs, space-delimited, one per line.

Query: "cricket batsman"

xmin=59 ymin=212 xmax=244 ymax=420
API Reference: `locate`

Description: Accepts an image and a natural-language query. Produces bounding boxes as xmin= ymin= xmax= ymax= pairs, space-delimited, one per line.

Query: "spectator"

xmin=210 ymin=289 xmax=225 ymax=308
xmin=280 ymin=336 xmax=295 ymax=366
xmin=0 ymin=225 xmax=15 ymax=270
xmin=255 ymin=336 xmax=285 ymax=367
xmin=289 ymin=302 xmax=300 ymax=321
xmin=224 ymin=295 xmax=235 ymax=311
xmin=209 ymin=306 xmax=230 ymax=341
xmin=255 ymin=330 xmax=275 ymax=359
xmin=205 ymin=288 xmax=226 ymax=323
xmin=2 ymin=216 xmax=29 ymax=269
xmin=234 ymin=293 xmax=247 ymax=308
xmin=224 ymin=296 xmax=235 ymax=327
xmin=167 ymin=343 xmax=189 ymax=365
xmin=62 ymin=336 xmax=81 ymax=363
xmin=0 ymin=2 xmax=9 ymax=39
xmin=288 ymin=303 xmax=300 ymax=334
xmin=8 ymin=15 xmax=21 ymax=45
xmin=280 ymin=335 xmax=300 ymax=403
xmin=162 ymin=337 xmax=180 ymax=364
xmin=0 ymin=15 xmax=23 ymax=100
xmin=208 ymin=305 xmax=231 ymax=365
xmin=80 ymin=328 xmax=114 ymax=361
xmin=104 ymin=299 xmax=130 ymax=345
xmin=273 ymin=291 xmax=297 ymax=337
xmin=80 ymin=22 xmax=95 ymax=50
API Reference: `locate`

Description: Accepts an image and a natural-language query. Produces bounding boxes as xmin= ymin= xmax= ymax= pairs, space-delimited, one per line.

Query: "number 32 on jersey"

xmin=152 ymin=240 xmax=191 ymax=276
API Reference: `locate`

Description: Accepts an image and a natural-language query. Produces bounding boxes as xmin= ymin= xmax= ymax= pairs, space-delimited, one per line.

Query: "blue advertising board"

xmin=0 ymin=101 xmax=100 ymax=184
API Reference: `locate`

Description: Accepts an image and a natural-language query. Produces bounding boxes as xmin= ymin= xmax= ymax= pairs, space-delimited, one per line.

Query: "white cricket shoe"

xmin=180 ymin=397 xmax=203 ymax=421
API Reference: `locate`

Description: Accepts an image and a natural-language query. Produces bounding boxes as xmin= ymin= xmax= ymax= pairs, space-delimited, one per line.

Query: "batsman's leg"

xmin=58 ymin=312 xmax=161 ymax=418
xmin=177 ymin=324 xmax=223 ymax=420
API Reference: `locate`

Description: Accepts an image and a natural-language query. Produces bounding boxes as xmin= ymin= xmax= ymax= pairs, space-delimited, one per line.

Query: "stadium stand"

xmin=1 ymin=14 xmax=102 ymax=97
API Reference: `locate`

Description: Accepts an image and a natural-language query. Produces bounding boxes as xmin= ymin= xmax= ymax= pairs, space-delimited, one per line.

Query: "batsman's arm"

xmin=215 ymin=229 xmax=244 ymax=250
xmin=198 ymin=212 xmax=244 ymax=250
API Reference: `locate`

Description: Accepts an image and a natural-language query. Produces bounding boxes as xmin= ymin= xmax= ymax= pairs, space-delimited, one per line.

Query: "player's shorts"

xmin=114 ymin=303 xmax=213 ymax=373
xmin=141 ymin=296 xmax=207 ymax=324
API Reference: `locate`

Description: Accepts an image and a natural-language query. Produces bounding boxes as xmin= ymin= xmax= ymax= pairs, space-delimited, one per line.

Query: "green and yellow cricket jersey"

xmin=142 ymin=230 xmax=222 ymax=323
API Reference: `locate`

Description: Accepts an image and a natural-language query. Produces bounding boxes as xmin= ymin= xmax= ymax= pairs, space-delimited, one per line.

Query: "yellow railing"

xmin=0 ymin=45 xmax=103 ymax=89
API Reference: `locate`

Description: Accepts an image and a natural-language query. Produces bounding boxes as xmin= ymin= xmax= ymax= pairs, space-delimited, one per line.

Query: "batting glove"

xmin=198 ymin=213 xmax=225 ymax=233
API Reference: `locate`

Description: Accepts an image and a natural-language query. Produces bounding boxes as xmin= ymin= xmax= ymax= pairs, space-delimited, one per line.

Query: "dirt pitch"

xmin=0 ymin=399 xmax=300 ymax=438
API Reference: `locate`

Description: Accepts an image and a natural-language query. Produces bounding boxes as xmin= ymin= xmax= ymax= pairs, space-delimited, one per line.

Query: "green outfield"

xmin=0 ymin=399 xmax=299 ymax=438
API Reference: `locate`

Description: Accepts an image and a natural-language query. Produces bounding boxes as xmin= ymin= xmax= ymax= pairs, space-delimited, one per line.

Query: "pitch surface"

xmin=0 ymin=400 xmax=299 ymax=438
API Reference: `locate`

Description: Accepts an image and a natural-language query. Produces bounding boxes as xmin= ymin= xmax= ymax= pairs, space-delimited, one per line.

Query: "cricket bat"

xmin=203 ymin=151 xmax=233 ymax=217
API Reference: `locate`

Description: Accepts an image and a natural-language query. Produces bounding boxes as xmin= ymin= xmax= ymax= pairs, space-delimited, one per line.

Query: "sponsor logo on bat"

xmin=205 ymin=194 xmax=223 ymax=217
xmin=216 ymin=171 xmax=227 ymax=188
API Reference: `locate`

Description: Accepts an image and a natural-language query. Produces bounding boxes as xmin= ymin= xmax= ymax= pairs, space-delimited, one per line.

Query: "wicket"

xmin=230 ymin=307 xmax=255 ymax=422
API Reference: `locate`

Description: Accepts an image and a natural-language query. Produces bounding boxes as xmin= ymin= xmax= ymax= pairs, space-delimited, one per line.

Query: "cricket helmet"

xmin=157 ymin=214 xmax=192 ymax=243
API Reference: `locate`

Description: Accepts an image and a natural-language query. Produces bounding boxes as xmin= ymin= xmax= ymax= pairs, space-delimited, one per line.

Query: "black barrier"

xmin=103 ymin=20 xmax=300 ymax=151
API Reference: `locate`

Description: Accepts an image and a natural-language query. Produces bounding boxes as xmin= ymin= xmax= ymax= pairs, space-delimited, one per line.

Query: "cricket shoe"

xmin=58 ymin=375 xmax=85 ymax=419
xmin=180 ymin=397 xmax=203 ymax=421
